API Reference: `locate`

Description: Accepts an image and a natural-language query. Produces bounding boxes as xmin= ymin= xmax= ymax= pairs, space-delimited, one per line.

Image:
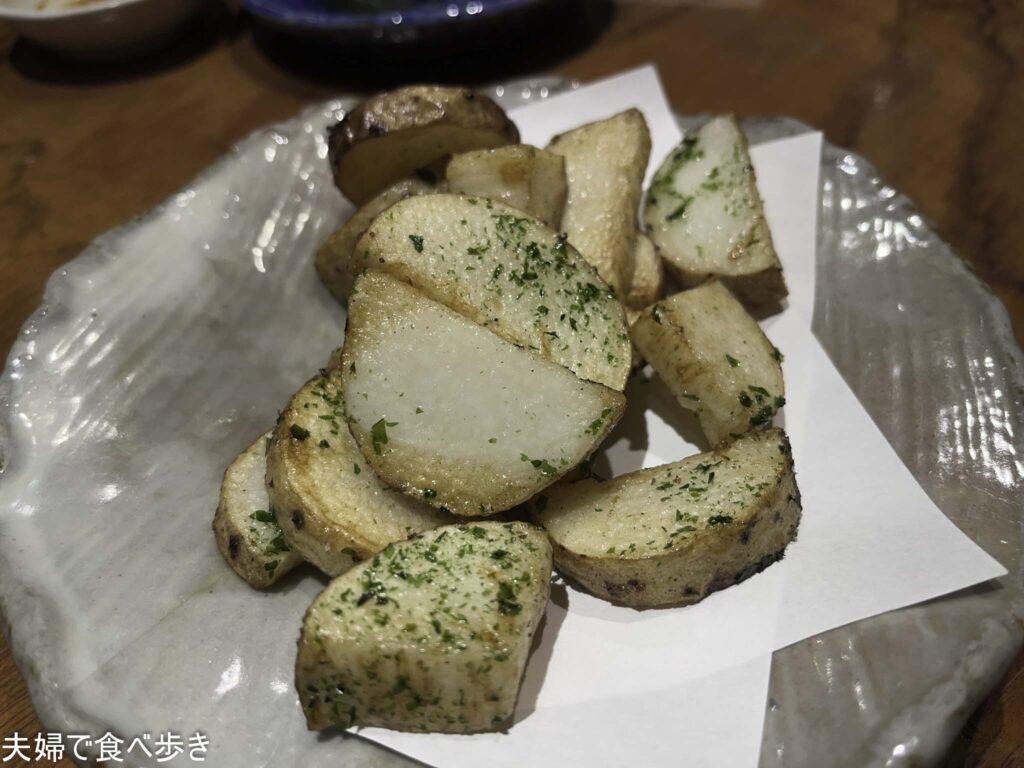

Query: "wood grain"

xmin=1 ymin=2 xmax=1021 ymax=765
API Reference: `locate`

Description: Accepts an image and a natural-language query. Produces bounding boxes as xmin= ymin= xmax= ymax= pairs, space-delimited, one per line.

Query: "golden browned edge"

xmin=265 ymin=375 xmax=370 ymax=576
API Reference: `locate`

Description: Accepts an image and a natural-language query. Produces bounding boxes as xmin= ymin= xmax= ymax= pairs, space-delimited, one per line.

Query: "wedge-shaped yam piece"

xmin=341 ymin=271 xmax=626 ymax=516
xmin=631 ymin=281 xmax=784 ymax=446
xmin=645 ymin=115 xmax=787 ymax=306
xmin=213 ymin=432 xmax=304 ymax=587
xmin=268 ymin=369 xmax=450 ymax=577
xmin=329 ymin=85 xmax=519 ymax=205
xmin=353 ymin=193 xmax=631 ymax=390
xmin=624 ymin=232 xmax=664 ymax=309
xmin=547 ymin=109 xmax=652 ymax=295
xmin=297 ymin=521 xmax=552 ymax=732
xmin=445 ymin=145 xmax=566 ymax=228
xmin=316 ymin=177 xmax=438 ymax=301
xmin=535 ymin=428 xmax=800 ymax=608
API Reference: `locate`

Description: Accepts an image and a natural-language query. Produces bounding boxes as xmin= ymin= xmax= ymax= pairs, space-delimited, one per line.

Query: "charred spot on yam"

xmin=604 ymin=579 xmax=646 ymax=598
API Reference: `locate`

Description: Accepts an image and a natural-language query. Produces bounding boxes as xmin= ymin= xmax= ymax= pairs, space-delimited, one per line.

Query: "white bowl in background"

xmin=0 ymin=0 xmax=207 ymax=57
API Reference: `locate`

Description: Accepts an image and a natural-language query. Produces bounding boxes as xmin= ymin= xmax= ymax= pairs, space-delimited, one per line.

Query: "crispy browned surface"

xmin=3 ymin=2 xmax=1024 ymax=761
xmin=328 ymin=85 xmax=518 ymax=204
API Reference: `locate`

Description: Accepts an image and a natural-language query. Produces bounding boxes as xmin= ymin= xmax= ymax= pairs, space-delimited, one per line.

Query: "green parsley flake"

xmin=250 ymin=509 xmax=275 ymax=524
xmin=370 ymin=418 xmax=396 ymax=455
xmin=496 ymin=582 xmax=522 ymax=615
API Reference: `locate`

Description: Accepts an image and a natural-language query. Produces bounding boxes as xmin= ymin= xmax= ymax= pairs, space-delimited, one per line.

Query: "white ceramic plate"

xmin=1 ymin=81 xmax=1021 ymax=768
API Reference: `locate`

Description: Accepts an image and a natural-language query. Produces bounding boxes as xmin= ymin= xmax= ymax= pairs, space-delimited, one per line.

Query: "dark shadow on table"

xmin=7 ymin=2 xmax=238 ymax=86
xmin=238 ymin=0 xmax=614 ymax=92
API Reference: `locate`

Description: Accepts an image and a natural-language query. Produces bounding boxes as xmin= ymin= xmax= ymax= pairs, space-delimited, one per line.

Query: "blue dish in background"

xmin=242 ymin=0 xmax=553 ymax=44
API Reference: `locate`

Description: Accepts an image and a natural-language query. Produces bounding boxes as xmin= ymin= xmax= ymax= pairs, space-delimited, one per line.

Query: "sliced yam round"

xmin=213 ymin=431 xmax=304 ymax=588
xmin=445 ymin=144 xmax=567 ymax=228
xmin=316 ymin=177 xmax=439 ymax=302
xmin=296 ymin=521 xmax=552 ymax=733
xmin=267 ymin=368 xmax=451 ymax=577
xmin=329 ymin=85 xmax=519 ymax=205
xmin=534 ymin=428 xmax=801 ymax=608
xmin=644 ymin=115 xmax=787 ymax=307
xmin=630 ymin=280 xmax=784 ymax=446
xmin=547 ymin=108 xmax=652 ymax=296
xmin=353 ymin=193 xmax=631 ymax=391
xmin=341 ymin=271 xmax=626 ymax=517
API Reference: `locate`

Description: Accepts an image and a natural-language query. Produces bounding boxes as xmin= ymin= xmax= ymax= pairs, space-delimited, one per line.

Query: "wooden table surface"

xmin=1 ymin=1 xmax=1022 ymax=765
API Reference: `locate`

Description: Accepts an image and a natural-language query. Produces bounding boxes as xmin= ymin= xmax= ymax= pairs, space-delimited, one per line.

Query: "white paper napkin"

xmin=358 ymin=65 xmax=1006 ymax=768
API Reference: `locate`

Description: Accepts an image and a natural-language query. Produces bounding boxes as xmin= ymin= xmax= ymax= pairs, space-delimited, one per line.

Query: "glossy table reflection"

xmin=1 ymin=2 xmax=1022 ymax=766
